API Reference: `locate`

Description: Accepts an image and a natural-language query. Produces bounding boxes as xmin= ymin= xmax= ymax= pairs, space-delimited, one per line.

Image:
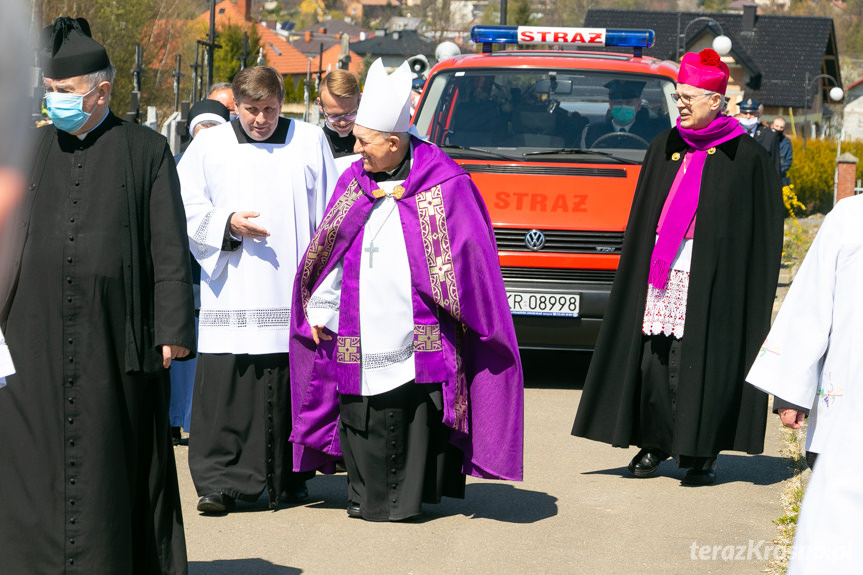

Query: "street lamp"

xmin=676 ymin=16 xmax=732 ymax=61
xmin=802 ymin=72 xmax=843 ymax=149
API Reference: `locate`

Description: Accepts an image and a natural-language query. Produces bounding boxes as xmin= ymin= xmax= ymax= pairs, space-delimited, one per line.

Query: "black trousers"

xmin=338 ymin=382 xmax=465 ymax=521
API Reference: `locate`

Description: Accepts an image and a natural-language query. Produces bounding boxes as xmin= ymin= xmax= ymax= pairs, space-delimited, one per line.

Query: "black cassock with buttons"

xmin=0 ymin=113 xmax=195 ymax=575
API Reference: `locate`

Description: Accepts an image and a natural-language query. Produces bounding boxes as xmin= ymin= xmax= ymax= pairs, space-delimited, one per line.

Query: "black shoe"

xmin=282 ymin=481 xmax=309 ymax=503
xmin=347 ymin=502 xmax=362 ymax=518
xmin=171 ymin=426 xmax=182 ymax=446
xmin=197 ymin=492 xmax=235 ymax=513
xmin=627 ymin=448 xmax=669 ymax=478
xmin=681 ymin=458 xmax=717 ymax=486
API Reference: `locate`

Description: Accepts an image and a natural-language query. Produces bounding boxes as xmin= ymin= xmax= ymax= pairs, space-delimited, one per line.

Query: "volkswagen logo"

xmin=524 ymin=229 xmax=546 ymax=251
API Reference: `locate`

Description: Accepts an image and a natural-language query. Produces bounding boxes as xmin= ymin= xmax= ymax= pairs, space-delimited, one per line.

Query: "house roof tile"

xmin=584 ymin=9 xmax=840 ymax=108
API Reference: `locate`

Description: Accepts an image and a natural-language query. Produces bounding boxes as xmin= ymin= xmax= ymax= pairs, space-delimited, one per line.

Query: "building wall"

xmin=843 ymin=97 xmax=863 ymax=141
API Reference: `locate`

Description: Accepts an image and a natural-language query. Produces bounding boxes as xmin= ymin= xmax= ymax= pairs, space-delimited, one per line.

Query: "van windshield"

xmin=413 ymin=68 xmax=678 ymax=162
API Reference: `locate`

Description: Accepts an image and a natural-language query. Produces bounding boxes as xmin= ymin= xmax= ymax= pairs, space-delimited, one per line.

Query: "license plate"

xmin=507 ymin=291 xmax=580 ymax=317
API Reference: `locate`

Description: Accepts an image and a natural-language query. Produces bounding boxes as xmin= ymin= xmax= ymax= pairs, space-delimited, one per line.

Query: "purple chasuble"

xmin=289 ymin=137 xmax=524 ymax=481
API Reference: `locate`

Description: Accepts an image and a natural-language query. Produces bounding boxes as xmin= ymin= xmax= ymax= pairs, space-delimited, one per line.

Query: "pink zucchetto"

xmin=677 ymin=48 xmax=730 ymax=95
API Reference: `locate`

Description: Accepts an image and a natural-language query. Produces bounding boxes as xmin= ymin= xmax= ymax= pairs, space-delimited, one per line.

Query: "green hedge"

xmin=789 ymin=137 xmax=863 ymax=214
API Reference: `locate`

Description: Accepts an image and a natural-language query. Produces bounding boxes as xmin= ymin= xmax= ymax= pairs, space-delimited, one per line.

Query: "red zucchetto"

xmin=677 ymin=48 xmax=730 ymax=95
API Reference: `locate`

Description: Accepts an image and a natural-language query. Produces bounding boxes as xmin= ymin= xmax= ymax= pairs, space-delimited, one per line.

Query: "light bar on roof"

xmin=471 ymin=25 xmax=654 ymax=49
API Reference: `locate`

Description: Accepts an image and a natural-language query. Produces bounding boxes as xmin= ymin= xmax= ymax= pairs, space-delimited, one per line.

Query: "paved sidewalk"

xmin=178 ymin=356 xmax=789 ymax=575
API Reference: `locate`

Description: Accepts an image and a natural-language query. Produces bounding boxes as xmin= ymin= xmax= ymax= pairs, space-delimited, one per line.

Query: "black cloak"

xmin=572 ymin=126 xmax=784 ymax=457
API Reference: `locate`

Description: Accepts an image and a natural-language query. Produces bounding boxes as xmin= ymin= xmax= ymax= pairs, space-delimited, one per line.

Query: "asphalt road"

xmin=177 ymin=350 xmax=790 ymax=575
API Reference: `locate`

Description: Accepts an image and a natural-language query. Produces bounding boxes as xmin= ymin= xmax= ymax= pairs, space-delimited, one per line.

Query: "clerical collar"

xmin=323 ymin=125 xmax=357 ymax=158
xmin=232 ymin=116 xmax=291 ymax=144
xmin=75 ymin=108 xmax=110 ymax=140
xmin=58 ymin=111 xmax=116 ymax=149
xmin=371 ymin=148 xmax=411 ymax=183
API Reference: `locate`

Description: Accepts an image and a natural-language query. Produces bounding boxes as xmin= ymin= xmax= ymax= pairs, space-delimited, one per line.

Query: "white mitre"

xmin=356 ymin=58 xmax=412 ymax=133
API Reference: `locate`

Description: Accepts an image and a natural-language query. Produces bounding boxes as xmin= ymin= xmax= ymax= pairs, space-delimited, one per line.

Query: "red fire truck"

xmin=412 ymin=25 xmax=679 ymax=349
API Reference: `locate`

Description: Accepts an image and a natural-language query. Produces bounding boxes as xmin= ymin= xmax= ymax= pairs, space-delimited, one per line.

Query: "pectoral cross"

xmin=365 ymin=241 xmax=379 ymax=268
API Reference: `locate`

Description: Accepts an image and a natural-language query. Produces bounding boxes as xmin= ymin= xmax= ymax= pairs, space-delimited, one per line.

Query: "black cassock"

xmin=0 ymin=114 xmax=195 ymax=575
xmin=572 ymin=127 xmax=784 ymax=459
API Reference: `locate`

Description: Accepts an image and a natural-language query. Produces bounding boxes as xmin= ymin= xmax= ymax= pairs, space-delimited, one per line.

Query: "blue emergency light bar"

xmin=471 ymin=25 xmax=655 ymax=56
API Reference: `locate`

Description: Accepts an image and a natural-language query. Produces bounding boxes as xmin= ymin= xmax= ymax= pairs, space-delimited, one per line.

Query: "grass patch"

xmin=764 ymin=426 xmax=808 ymax=574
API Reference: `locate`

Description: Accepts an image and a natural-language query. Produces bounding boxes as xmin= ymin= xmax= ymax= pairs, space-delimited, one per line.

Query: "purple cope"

xmin=289 ymin=137 xmax=524 ymax=481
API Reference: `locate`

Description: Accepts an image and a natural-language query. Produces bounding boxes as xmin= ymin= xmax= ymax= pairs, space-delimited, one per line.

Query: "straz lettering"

xmin=495 ymin=192 xmax=588 ymax=213
xmin=517 ymin=27 xmax=605 ymax=45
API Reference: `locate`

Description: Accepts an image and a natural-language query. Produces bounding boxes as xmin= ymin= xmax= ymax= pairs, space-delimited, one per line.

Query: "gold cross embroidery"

xmin=416 ymin=193 xmax=440 ymax=211
xmin=431 ymin=256 xmax=451 ymax=282
xmin=337 ymin=337 xmax=360 ymax=363
xmin=414 ymin=324 xmax=441 ymax=351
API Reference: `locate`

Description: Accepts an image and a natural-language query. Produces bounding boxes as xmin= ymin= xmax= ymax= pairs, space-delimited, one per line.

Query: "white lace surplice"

xmin=642 ymin=269 xmax=690 ymax=339
xmin=642 ymin=237 xmax=693 ymax=339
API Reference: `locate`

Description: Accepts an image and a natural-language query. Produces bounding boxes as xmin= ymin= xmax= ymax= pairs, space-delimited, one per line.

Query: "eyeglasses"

xmin=322 ymin=109 xmax=358 ymax=123
xmin=670 ymin=92 xmax=708 ymax=105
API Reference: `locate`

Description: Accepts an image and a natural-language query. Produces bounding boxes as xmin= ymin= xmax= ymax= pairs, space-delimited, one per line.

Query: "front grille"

xmin=462 ymin=164 xmax=628 ymax=178
xmin=501 ymin=267 xmax=616 ymax=284
xmin=494 ymin=228 xmax=624 ymax=254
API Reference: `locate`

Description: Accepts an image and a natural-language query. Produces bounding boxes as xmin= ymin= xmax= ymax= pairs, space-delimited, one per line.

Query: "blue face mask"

xmin=739 ymin=117 xmax=759 ymax=131
xmin=45 ymin=85 xmax=98 ymax=133
xmin=611 ymin=105 xmax=636 ymax=125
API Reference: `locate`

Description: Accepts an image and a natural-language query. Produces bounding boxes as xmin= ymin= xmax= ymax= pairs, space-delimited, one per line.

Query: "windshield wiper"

xmin=523 ymin=148 xmax=641 ymax=165
xmin=439 ymin=144 xmax=518 ymax=161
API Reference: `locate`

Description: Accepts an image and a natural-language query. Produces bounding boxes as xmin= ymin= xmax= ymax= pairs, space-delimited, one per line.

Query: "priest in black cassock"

xmin=0 ymin=17 xmax=195 ymax=574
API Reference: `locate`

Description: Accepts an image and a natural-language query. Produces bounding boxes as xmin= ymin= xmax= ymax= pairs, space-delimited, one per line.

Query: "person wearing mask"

xmin=582 ymin=79 xmax=663 ymax=148
xmin=771 ymin=116 xmax=793 ymax=187
xmin=738 ymin=98 xmax=781 ymax=177
xmin=0 ymin=17 xmax=195 ymax=572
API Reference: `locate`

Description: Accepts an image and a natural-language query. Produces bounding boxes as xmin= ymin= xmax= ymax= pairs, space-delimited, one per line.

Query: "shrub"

xmin=788 ymin=137 xmax=836 ymax=214
xmin=841 ymin=139 xmax=863 ymax=187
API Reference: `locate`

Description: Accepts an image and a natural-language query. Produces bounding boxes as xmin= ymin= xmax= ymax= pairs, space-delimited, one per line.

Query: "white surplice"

xmin=178 ymin=119 xmax=337 ymax=354
xmin=308 ymin=176 xmax=415 ymax=396
xmin=787 ymin=358 xmax=863 ymax=573
xmin=334 ymin=153 xmax=361 ymax=176
xmin=747 ymin=194 xmax=863 ymax=454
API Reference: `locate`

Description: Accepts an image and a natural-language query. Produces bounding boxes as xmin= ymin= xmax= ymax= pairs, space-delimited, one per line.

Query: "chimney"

xmin=237 ymin=0 xmax=252 ymax=22
xmin=305 ymin=30 xmax=312 ymax=43
xmin=742 ymin=4 xmax=757 ymax=33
